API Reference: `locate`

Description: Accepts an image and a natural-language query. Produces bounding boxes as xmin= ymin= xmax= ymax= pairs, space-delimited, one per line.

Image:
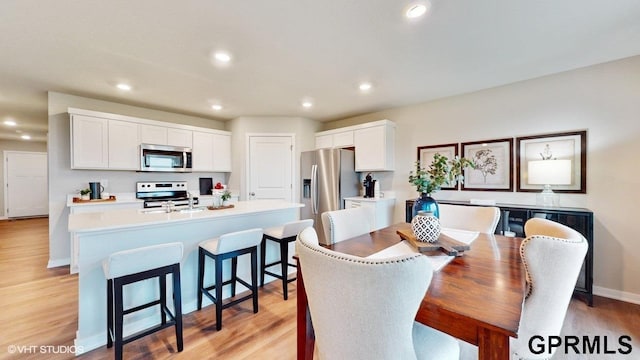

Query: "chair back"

xmin=296 ymin=227 xmax=432 ymax=360
xmin=216 ymin=228 xmax=263 ymax=254
xmin=321 ymin=207 xmax=371 ymax=245
xmin=103 ymin=242 xmax=183 ymax=279
xmin=438 ymin=204 xmax=500 ymax=233
xmin=280 ymin=219 xmax=314 ymax=238
xmin=511 ymin=218 xmax=588 ymax=359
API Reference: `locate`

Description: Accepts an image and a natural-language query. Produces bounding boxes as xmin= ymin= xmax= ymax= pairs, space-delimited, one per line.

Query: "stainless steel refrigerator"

xmin=300 ymin=148 xmax=359 ymax=245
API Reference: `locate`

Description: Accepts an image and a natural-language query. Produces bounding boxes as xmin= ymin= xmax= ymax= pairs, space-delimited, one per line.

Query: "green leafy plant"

xmin=408 ymin=153 xmax=475 ymax=195
xmin=80 ymin=188 xmax=91 ymax=196
xmin=221 ymin=190 xmax=232 ymax=202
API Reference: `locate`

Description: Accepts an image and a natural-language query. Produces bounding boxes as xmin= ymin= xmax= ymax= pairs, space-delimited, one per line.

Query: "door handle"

xmin=311 ymin=165 xmax=318 ymax=214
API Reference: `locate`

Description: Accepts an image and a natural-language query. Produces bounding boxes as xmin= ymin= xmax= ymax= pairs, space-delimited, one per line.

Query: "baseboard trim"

xmin=47 ymin=257 xmax=71 ymax=268
xmin=593 ymin=286 xmax=640 ymax=305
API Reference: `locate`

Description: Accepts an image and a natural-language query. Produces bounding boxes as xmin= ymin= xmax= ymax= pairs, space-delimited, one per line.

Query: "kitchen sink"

xmin=176 ymin=207 xmax=206 ymax=213
xmin=139 ymin=208 xmax=170 ymax=214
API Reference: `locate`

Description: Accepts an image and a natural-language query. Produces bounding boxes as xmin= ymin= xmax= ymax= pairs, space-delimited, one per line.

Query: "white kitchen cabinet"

xmin=332 ymin=130 xmax=354 ymax=148
xmin=192 ymin=131 xmax=214 ymax=171
xmin=192 ymin=132 xmax=231 ymax=172
xmin=108 ymin=120 xmax=139 ymax=170
xmin=168 ymin=128 xmax=193 ymax=148
xmin=344 ymin=196 xmax=396 ymax=231
xmin=315 ymin=134 xmax=332 ymax=149
xmin=314 ymin=130 xmax=354 ymax=149
xmin=354 ymin=122 xmax=395 ymax=171
xmin=71 ymin=114 xmax=109 ymax=169
xmin=140 ymin=124 xmax=167 ymax=145
xmin=211 ymin=133 xmax=231 ymax=172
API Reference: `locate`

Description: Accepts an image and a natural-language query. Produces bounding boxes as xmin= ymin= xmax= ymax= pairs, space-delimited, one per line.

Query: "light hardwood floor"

xmin=0 ymin=218 xmax=638 ymax=359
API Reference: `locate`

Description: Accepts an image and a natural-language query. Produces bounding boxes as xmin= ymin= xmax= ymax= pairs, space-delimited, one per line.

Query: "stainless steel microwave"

xmin=140 ymin=143 xmax=192 ymax=172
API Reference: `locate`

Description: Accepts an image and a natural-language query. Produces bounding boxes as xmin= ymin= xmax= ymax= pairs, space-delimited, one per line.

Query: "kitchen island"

xmin=68 ymin=200 xmax=303 ymax=355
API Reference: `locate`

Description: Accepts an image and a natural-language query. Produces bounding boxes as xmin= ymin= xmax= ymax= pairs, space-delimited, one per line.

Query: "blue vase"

xmin=412 ymin=194 xmax=439 ymax=219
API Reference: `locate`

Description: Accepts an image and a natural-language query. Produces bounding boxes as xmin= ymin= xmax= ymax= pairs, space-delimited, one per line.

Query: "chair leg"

xmin=107 ymin=279 xmax=113 ymax=348
xmin=172 ymin=264 xmax=184 ymax=352
xmin=280 ymin=239 xmax=289 ymax=300
xmin=197 ymin=248 xmax=204 ymax=310
xmin=251 ymin=248 xmax=259 ymax=313
xmin=260 ymin=236 xmax=267 ymax=287
xmin=231 ymin=257 xmax=238 ymax=297
xmin=215 ymin=255 xmax=224 ymax=331
xmin=160 ymin=274 xmax=167 ymax=325
xmin=114 ymin=278 xmax=124 ymax=360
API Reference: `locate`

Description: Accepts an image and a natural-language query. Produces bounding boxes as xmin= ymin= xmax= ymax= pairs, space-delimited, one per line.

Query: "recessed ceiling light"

xmin=302 ymin=101 xmax=313 ymax=109
xmin=359 ymin=82 xmax=373 ymax=92
xmin=21 ymin=134 xmax=31 ymax=140
xmin=116 ymin=83 xmax=132 ymax=91
xmin=211 ymin=104 xmax=223 ymax=111
xmin=214 ymin=51 xmax=232 ymax=63
xmin=405 ymin=2 xmax=430 ymax=19
xmin=3 ymin=120 xmax=16 ymax=126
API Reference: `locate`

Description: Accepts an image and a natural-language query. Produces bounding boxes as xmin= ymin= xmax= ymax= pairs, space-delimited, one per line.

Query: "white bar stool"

xmin=260 ymin=219 xmax=313 ymax=300
xmin=103 ymin=242 xmax=184 ymax=360
xmin=197 ymin=228 xmax=263 ymax=331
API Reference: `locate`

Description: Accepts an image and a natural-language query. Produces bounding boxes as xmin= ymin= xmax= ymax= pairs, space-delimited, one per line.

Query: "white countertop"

xmin=68 ymin=200 xmax=303 ymax=233
xmin=66 ymin=193 xmax=141 ymax=207
xmin=344 ymin=196 xmax=396 ymax=202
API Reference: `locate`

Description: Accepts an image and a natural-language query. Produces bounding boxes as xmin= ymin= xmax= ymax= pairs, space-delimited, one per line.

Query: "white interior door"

xmin=247 ymin=135 xmax=294 ymax=201
xmin=5 ymin=151 xmax=48 ymax=217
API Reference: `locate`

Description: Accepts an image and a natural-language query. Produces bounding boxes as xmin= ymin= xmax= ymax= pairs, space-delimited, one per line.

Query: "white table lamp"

xmin=527 ymin=159 xmax=572 ymax=207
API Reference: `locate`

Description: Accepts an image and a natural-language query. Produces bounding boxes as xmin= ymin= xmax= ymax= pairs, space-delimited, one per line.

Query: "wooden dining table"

xmin=296 ymin=222 xmax=527 ymax=360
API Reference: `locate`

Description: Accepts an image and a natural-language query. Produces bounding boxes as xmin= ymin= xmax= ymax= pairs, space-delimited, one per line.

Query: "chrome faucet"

xmin=187 ymin=192 xmax=194 ymax=209
xmin=162 ymin=200 xmax=175 ymax=213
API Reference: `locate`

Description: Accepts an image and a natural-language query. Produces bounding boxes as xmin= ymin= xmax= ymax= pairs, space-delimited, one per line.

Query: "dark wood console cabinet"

xmin=405 ymin=199 xmax=594 ymax=306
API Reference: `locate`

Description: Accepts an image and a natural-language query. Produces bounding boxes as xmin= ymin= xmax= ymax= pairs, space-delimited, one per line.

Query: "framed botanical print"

xmin=461 ymin=138 xmax=514 ymax=191
xmin=516 ymin=131 xmax=587 ymax=193
xmin=417 ymin=143 xmax=459 ymax=189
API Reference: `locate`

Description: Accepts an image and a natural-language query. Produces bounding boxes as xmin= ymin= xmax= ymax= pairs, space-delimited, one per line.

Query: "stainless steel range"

xmin=136 ymin=181 xmax=199 ymax=208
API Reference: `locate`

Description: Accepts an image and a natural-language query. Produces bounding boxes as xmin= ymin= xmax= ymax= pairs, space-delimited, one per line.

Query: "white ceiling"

xmin=2 ymin=0 xmax=640 ymax=142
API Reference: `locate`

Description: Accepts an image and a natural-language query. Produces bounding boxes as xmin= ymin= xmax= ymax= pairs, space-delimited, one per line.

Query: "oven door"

xmin=140 ymin=144 xmax=192 ymax=172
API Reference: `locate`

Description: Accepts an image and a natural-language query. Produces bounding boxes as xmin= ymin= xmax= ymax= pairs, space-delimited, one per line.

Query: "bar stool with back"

xmin=103 ymin=242 xmax=184 ymax=360
xmin=198 ymin=228 xmax=263 ymax=330
xmin=260 ymin=219 xmax=314 ymax=300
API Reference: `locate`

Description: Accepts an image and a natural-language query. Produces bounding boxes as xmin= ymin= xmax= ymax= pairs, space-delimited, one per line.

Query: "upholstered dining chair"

xmin=438 ymin=204 xmax=500 ymax=233
xmin=321 ymin=207 xmax=371 ymax=245
xmin=510 ymin=218 xmax=588 ymax=360
xmin=296 ymin=227 xmax=460 ymax=360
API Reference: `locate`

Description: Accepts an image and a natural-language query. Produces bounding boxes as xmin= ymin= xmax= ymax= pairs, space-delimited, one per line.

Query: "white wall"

xmin=0 ymin=140 xmax=47 ymax=218
xmin=226 ymin=116 xmax=320 ymax=201
xmin=323 ymin=56 xmax=640 ymax=302
xmin=47 ymin=92 xmax=228 ymax=267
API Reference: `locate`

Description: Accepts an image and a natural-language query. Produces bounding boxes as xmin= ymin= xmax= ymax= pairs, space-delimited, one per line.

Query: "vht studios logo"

xmin=529 ymin=335 xmax=633 ymax=355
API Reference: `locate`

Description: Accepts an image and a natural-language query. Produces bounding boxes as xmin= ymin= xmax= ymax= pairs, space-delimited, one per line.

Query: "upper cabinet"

xmin=140 ymin=125 xmax=192 ymax=148
xmin=69 ymin=108 xmax=230 ymax=172
xmin=192 ymin=131 xmax=231 ymax=172
xmin=314 ymin=129 xmax=354 ymax=149
xmin=70 ymin=114 xmax=109 ymax=169
xmin=108 ymin=119 xmax=140 ymax=170
xmin=315 ymin=120 xmax=395 ymax=171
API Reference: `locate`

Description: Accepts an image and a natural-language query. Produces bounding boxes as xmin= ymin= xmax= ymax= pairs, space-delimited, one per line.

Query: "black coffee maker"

xmin=363 ymin=173 xmax=376 ymax=198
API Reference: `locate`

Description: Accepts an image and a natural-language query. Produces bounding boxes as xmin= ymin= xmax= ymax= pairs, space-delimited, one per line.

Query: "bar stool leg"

xmin=172 ymin=264 xmax=184 ymax=352
xmin=107 ymin=279 xmax=113 ymax=348
xmin=159 ymin=274 xmax=167 ymax=325
xmin=280 ymin=239 xmax=289 ymax=300
xmin=214 ymin=255 xmax=224 ymax=331
xmin=197 ymin=248 xmax=205 ymax=310
xmin=231 ymin=257 xmax=238 ymax=297
xmin=250 ymin=248 xmax=259 ymax=312
xmin=114 ymin=278 xmax=124 ymax=360
xmin=260 ymin=237 xmax=267 ymax=287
